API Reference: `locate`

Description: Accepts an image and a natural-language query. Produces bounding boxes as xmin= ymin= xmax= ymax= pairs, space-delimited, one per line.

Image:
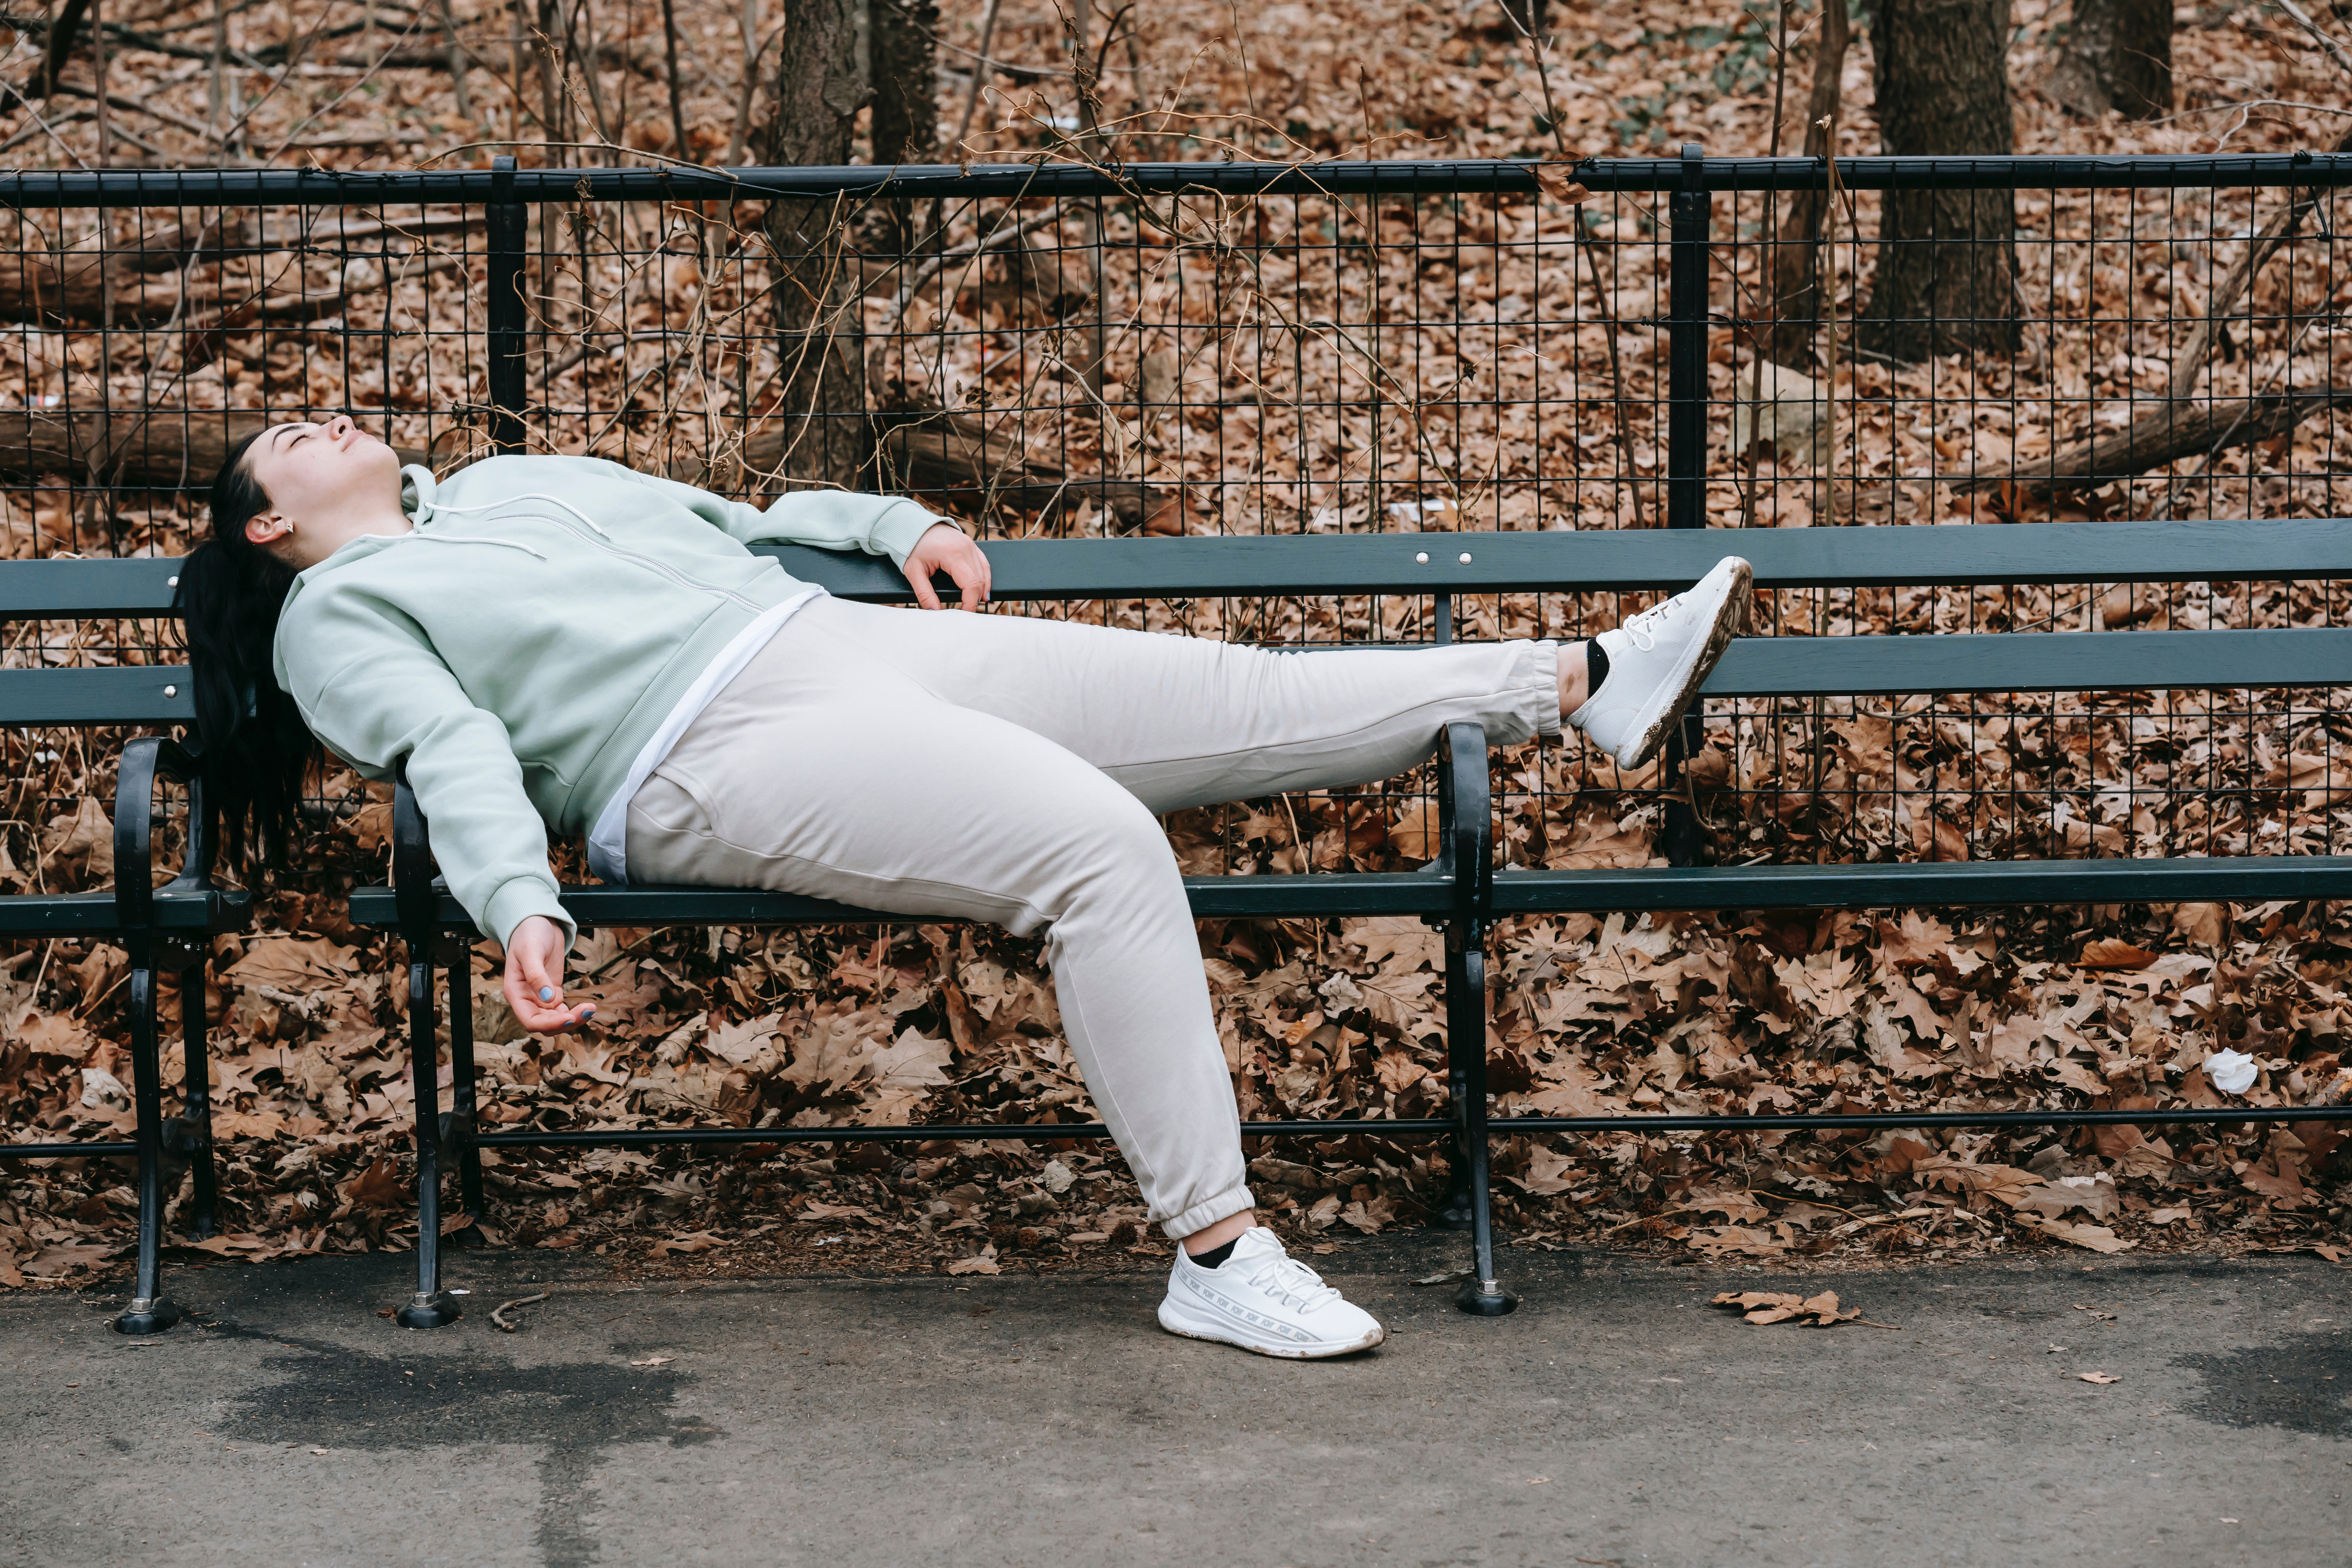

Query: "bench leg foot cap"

xmin=395 ymin=1292 xmax=462 ymax=1329
xmin=113 ymin=1298 xmax=182 ymax=1336
xmin=1454 ymin=1278 xmax=1519 ymax=1316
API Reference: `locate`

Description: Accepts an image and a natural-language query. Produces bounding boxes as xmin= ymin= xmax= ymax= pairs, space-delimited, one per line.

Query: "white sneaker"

xmin=1157 ymin=1227 xmax=1385 ymax=1359
xmin=1569 ymin=554 xmax=1752 ymax=768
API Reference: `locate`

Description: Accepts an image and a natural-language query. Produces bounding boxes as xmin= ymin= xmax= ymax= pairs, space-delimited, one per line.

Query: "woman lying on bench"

xmin=180 ymin=414 xmax=1746 ymax=1359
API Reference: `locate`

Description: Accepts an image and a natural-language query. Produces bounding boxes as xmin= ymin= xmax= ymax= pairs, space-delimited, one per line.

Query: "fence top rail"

xmin=4 ymin=154 xmax=2351 ymax=208
xmin=2 ymin=520 xmax=2348 ymax=618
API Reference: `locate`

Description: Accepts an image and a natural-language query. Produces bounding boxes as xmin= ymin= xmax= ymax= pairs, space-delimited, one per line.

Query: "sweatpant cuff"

xmin=1158 ymin=1183 xmax=1257 ymax=1241
xmin=1529 ymin=638 xmax=1564 ymax=738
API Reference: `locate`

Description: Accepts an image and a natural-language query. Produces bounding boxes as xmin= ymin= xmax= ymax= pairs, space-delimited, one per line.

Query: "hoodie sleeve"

xmin=279 ymin=596 xmax=575 ymax=956
xmin=603 ymin=462 xmax=946 ymax=568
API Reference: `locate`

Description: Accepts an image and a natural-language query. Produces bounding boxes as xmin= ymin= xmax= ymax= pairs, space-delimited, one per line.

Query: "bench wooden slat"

xmin=1492 ymin=857 xmax=2352 ymax=913
xmin=0 ymin=631 xmax=2336 ymax=735
xmin=0 ymin=558 xmax=182 ymax=619
xmin=7 ymin=519 xmax=2346 ymax=622
xmin=348 ymin=871 xmax=1458 ymax=931
xmin=0 ymin=666 xmax=192 ymax=724
xmin=0 ymin=886 xmax=249 ymax=935
xmin=354 ymin=859 xmax=2352 ymax=931
xmin=760 ymin=519 xmax=2352 ymax=601
xmin=1701 ymin=628 xmax=2352 ymax=696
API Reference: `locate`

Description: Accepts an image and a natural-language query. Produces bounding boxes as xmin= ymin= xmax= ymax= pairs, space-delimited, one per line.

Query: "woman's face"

xmin=239 ymin=415 xmax=403 ymax=547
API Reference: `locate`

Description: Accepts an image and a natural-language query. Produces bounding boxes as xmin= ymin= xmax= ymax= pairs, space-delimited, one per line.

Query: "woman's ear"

xmin=243 ymin=510 xmax=293 ymax=548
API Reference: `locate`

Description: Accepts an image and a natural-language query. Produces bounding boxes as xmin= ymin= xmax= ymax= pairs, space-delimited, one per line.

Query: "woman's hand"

xmin=502 ymin=914 xmax=595 ymax=1034
xmin=901 ymin=521 xmax=991 ymax=611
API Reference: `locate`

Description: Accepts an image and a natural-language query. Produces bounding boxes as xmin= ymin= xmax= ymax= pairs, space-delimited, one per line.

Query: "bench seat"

xmin=1491 ymin=856 xmax=2352 ymax=913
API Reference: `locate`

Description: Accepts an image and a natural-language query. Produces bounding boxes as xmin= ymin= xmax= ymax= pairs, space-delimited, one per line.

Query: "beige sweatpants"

xmin=623 ymin=595 xmax=1561 ymax=1238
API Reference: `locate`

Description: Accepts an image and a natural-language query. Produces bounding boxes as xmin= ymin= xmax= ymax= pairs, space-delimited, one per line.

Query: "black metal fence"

xmin=3 ymin=151 xmax=2350 ymax=900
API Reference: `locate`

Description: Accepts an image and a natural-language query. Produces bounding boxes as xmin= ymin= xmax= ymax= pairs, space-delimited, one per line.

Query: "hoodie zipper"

xmin=432 ymin=491 xmax=767 ymax=613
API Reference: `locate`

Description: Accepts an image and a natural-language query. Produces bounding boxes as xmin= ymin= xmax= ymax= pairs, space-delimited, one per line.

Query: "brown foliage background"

xmin=4 ymin=0 xmax=2352 ymax=1287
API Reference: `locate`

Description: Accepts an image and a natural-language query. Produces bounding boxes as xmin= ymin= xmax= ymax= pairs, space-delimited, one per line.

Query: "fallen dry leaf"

xmin=650 ymin=1232 xmax=723 ymax=1256
xmin=1708 ymin=1290 xmax=1869 ymax=1327
xmin=2076 ymin=938 xmax=2160 ymax=971
xmin=2077 ymin=1372 xmax=2120 ymax=1385
xmin=2016 ymin=1214 xmax=2138 ymax=1255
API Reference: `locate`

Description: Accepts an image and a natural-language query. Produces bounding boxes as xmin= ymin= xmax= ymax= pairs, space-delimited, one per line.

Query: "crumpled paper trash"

xmin=2204 ymin=1047 xmax=2258 ymax=1095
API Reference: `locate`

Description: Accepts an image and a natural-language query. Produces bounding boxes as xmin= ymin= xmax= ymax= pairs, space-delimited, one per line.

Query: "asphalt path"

xmin=3 ymin=1240 xmax=2345 ymax=1566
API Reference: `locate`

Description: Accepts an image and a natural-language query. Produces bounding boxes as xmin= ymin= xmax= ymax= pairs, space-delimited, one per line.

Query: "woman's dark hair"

xmin=174 ymin=428 xmax=322 ymax=877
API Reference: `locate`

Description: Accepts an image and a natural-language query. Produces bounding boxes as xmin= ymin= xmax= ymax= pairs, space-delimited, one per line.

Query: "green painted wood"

xmin=347 ymin=872 xmax=1457 ymax=931
xmin=0 ymin=633 xmax=2332 ymax=735
xmin=1492 ymin=857 xmax=2352 ymax=913
xmin=6 ymin=519 xmax=2347 ymax=622
xmin=0 ymin=558 xmax=183 ymax=618
xmin=0 ymin=666 xmax=192 ymax=725
xmin=0 ymin=885 xmax=247 ymax=935
xmin=1699 ymin=628 xmax=2352 ymax=696
xmin=759 ymin=519 xmax=2352 ymax=601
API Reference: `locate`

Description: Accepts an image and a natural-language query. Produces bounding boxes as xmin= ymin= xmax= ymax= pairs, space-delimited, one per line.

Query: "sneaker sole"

xmin=1156 ymin=1298 xmax=1386 ymax=1359
xmin=1614 ymin=556 xmax=1751 ymax=770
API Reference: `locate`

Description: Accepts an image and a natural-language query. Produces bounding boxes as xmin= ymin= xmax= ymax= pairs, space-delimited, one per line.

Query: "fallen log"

xmin=0 ymin=399 xmax=1178 ymax=534
xmin=668 ymin=411 xmax=1182 ymax=534
xmin=0 ymin=214 xmax=253 ymax=324
xmin=1957 ymin=388 xmax=2352 ymax=495
xmin=877 ymin=413 xmax=1183 ymax=534
xmin=0 ymin=408 xmax=427 ymax=488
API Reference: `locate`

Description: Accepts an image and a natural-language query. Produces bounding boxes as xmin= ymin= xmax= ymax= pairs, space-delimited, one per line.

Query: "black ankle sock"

xmin=1582 ymin=643 xmax=1611 ymax=704
xmin=1189 ymin=1238 xmax=1238 ymax=1269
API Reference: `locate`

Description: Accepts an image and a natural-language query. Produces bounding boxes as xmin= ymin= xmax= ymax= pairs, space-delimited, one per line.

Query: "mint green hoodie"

xmin=270 ymin=455 xmax=943 ymax=951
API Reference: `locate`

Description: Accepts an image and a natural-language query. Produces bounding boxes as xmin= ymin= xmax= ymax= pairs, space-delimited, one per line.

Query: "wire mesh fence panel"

xmin=0 ymin=157 xmax=2347 ymax=905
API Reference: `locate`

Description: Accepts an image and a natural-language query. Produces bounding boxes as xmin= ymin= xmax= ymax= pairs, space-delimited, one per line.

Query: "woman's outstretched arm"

xmin=602 ymin=463 xmax=991 ymax=608
xmin=278 ymin=620 xmax=590 ymax=1034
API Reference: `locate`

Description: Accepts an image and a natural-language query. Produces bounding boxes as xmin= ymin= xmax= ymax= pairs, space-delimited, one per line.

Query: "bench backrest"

xmin=4 ymin=522 xmax=2348 ymax=739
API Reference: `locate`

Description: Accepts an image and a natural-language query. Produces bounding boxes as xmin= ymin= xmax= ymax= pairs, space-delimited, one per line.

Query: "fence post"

xmin=1661 ymin=141 xmax=1711 ymax=866
xmin=486 ymin=155 xmax=526 ymax=454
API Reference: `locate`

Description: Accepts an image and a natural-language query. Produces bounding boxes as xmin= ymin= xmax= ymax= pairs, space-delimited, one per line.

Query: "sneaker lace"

xmin=1242 ymin=1250 xmax=1342 ymax=1312
xmin=1618 ymin=590 xmax=1681 ymax=653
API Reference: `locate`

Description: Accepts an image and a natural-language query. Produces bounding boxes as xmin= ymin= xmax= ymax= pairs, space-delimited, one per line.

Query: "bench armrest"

xmin=1434 ymin=720 xmax=1492 ymax=938
xmin=390 ymin=756 xmax=440 ymax=946
xmin=111 ymin=736 xmax=220 ymax=931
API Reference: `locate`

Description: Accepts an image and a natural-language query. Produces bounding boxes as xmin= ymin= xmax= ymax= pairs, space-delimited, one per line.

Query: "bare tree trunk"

xmin=869 ymin=0 xmax=938 ymax=163
xmin=38 ymin=0 xmax=93 ymax=96
xmin=1764 ymin=0 xmax=1851 ymax=369
xmin=758 ymin=0 xmax=873 ymax=491
xmin=1855 ymin=0 xmax=2022 ymax=362
xmin=2041 ymin=0 xmax=2171 ymax=120
xmin=0 ymin=408 xmax=428 ymax=488
xmin=869 ymin=0 xmax=939 ymax=252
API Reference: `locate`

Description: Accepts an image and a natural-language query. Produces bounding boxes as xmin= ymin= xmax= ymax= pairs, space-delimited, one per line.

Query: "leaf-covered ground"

xmin=6 ymin=0 xmax=2352 ymax=1291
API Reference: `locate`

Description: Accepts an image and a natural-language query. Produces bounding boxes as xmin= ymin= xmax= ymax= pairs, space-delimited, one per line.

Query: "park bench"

xmin=0 ymin=556 xmax=247 ymax=1334
xmin=348 ymin=516 xmax=2352 ymax=1328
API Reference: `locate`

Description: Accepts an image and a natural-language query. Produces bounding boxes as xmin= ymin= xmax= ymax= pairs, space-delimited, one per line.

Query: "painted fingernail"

xmin=539 ymin=985 xmax=555 ymax=1002
xmin=579 ymin=1005 xmax=595 ymax=1019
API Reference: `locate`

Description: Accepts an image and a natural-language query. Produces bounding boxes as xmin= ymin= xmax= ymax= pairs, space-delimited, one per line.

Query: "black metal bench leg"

xmin=395 ymin=953 xmax=460 ymax=1328
xmin=442 ymin=947 xmax=486 ymax=1242
xmin=178 ymin=956 xmax=218 ymax=1240
xmin=1447 ymin=938 xmax=1517 ymax=1317
xmin=114 ymin=965 xmax=182 ymax=1335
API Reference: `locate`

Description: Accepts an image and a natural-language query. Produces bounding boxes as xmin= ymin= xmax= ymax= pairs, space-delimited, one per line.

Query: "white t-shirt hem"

xmin=584 ymin=586 xmax=824 ymax=884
